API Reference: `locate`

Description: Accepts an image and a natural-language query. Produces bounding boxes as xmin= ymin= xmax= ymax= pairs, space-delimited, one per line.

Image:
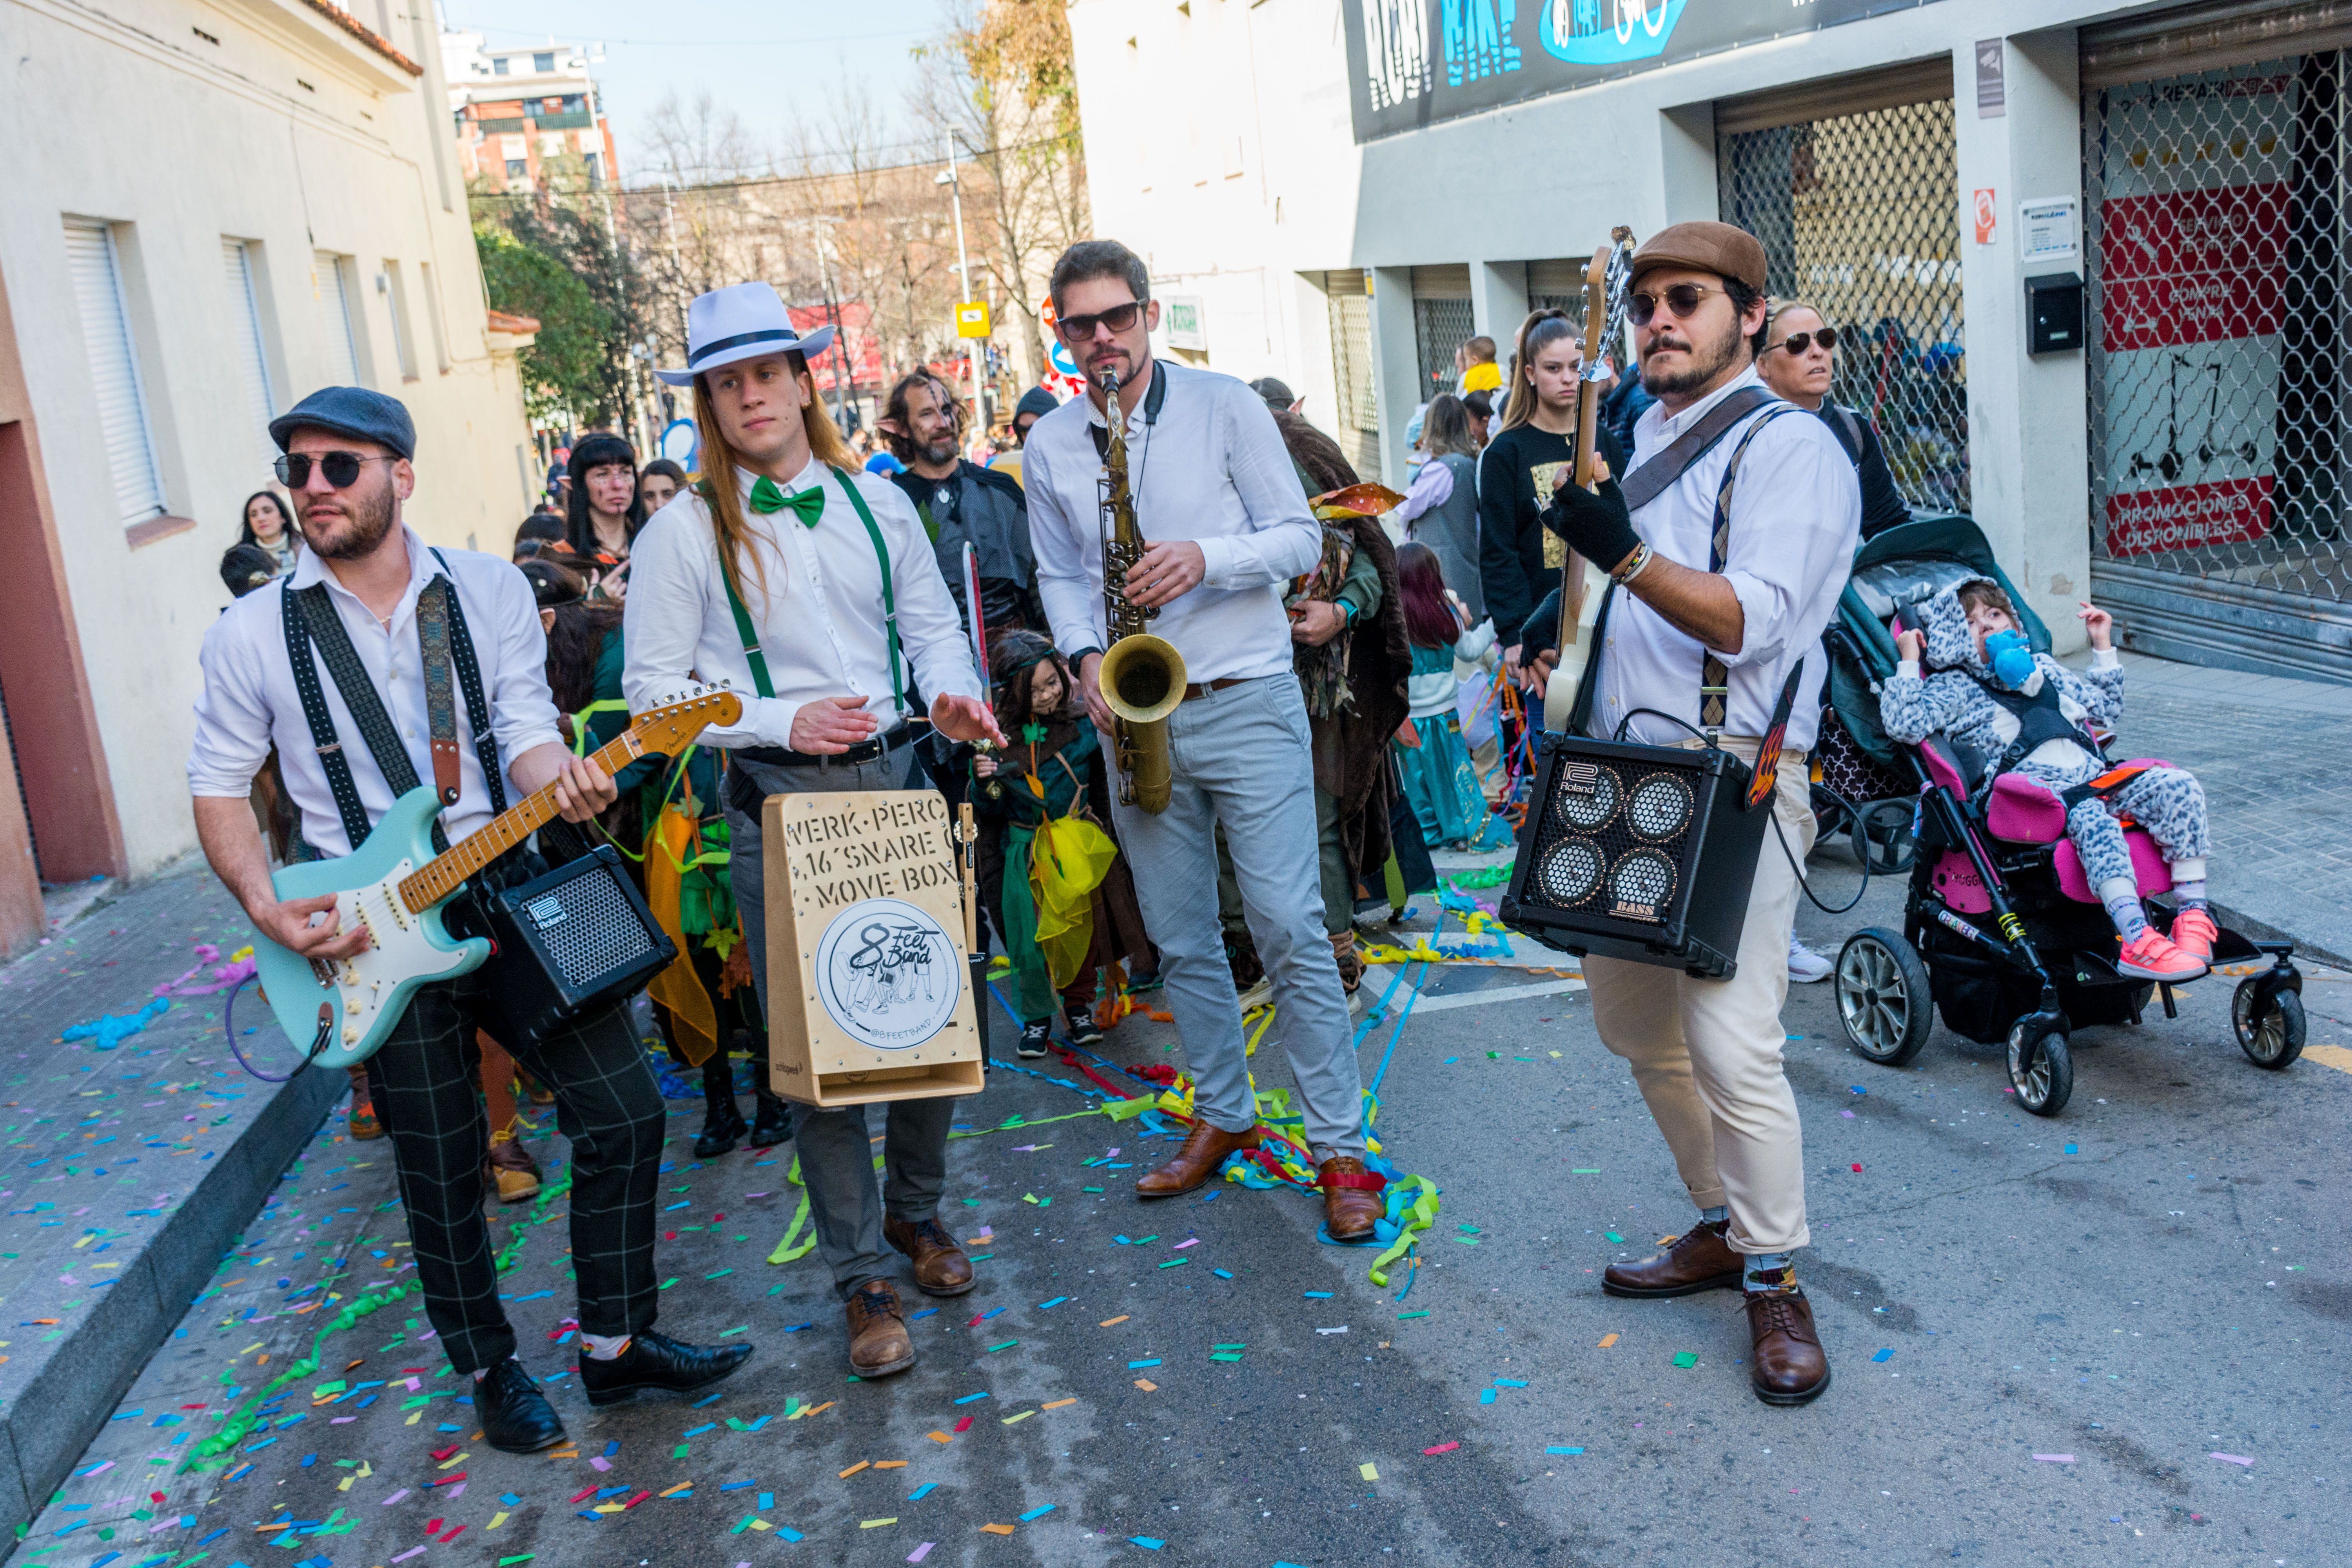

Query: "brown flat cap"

xmin=1631 ymin=220 xmax=1768 ymax=292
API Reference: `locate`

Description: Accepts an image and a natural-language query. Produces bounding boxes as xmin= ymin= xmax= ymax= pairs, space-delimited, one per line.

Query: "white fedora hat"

xmin=655 ymin=281 xmax=836 ymax=387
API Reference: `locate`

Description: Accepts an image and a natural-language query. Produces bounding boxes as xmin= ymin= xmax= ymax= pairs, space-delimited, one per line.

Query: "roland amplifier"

xmin=1499 ymin=734 xmax=1772 ymax=979
xmin=464 ymin=846 xmax=678 ymax=1046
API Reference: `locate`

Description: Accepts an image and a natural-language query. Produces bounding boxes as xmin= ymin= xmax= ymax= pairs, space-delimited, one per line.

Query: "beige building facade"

xmin=0 ymin=0 xmax=542 ymax=932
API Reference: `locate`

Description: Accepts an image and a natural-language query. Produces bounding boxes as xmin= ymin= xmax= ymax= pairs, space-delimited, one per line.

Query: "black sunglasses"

xmin=274 ymin=451 xmax=396 ymax=489
xmin=1626 ymin=283 xmax=1722 ymax=326
xmin=1055 ymin=301 xmax=1142 ymax=341
xmin=1772 ymin=328 xmax=1838 ymax=356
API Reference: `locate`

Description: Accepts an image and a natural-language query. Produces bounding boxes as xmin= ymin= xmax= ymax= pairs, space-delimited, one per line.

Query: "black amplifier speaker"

xmin=472 ymin=846 xmax=677 ymax=1045
xmin=1499 ymin=734 xmax=1772 ymax=979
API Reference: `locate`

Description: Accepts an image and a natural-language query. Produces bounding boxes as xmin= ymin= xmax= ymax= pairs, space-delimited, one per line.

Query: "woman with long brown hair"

xmin=623 ymin=283 xmax=1003 ymax=1383
xmin=1477 ymin=309 xmax=1630 ymax=684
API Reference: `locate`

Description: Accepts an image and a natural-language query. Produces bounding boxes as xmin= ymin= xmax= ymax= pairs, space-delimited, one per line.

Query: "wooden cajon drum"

xmin=761 ymin=788 xmax=986 ymax=1107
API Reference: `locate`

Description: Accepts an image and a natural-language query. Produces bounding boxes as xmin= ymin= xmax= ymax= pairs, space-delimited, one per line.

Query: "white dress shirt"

xmin=186 ymin=527 xmax=562 ymax=858
xmin=1591 ymin=366 xmax=1861 ymax=752
xmin=1024 ymin=360 xmax=1321 ymax=684
xmin=622 ymin=457 xmax=981 ymax=749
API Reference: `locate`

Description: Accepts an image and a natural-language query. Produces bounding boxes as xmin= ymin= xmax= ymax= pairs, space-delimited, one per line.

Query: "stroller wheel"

xmin=2007 ymin=1016 xmax=2073 ymax=1116
xmin=1849 ymin=799 xmax=1917 ymax=875
xmin=2231 ymin=980 xmax=2306 ymax=1069
xmin=1835 ymin=928 xmax=1933 ymax=1066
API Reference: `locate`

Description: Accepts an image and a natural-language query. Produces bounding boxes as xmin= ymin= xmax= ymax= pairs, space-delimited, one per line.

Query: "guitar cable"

xmin=222 ymin=973 xmax=335 ymax=1084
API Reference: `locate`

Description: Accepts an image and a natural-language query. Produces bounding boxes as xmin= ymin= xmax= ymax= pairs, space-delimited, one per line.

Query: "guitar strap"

xmin=279 ymin=554 xmax=504 ymax=857
xmin=1561 ymin=398 xmax=1808 ymax=804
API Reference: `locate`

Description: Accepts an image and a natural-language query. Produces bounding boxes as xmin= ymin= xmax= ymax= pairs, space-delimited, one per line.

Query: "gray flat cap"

xmin=269 ymin=385 xmax=417 ymax=460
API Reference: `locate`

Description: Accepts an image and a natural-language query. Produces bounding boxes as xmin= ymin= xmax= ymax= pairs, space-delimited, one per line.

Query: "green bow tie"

xmin=748 ymin=474 xmax=825 ymax=527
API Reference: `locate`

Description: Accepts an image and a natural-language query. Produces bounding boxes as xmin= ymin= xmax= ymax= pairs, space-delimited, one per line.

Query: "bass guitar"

xmin=1541 ymin=226 xmax=1636 ymax=734
xmin=252 ymin=685 xmax=742 ymax=1071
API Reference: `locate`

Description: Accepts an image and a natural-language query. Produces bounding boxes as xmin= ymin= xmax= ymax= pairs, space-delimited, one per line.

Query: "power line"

xmin=465 ymin=134 xmax=1071 ymax=201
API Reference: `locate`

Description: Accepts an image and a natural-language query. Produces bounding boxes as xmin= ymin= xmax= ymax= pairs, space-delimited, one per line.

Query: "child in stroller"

xmin=1879 ymin=577 xmax=2212 ymax=984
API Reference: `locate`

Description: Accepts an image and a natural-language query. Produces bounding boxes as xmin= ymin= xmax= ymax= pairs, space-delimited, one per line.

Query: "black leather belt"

xmin=736 ymin=722 xmax=918 ymax=771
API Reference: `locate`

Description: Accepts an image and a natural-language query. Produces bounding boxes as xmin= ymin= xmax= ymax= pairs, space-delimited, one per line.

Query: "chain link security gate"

xmin=1324 ymin=270 xmax=1381 ymax=479
xmin=1719 ymin=93 xmax=1970 ymax=513
xmin=2084 ymin=50 xmax=2352 ymax=679
xmin=1414 ymin=297 xmax=1476 ymax=401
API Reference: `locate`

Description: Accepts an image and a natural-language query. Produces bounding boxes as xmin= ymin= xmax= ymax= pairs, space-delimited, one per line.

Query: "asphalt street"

xmin=19 ymin=848 xmax=2349 ymax=1568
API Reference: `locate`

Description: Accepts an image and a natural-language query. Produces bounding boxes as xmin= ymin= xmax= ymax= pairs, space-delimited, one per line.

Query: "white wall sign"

xmin=2019 ymin=198 xmax=2079 ymax=264
xmin=1162 ymin=295 xmax=1207 ymax=350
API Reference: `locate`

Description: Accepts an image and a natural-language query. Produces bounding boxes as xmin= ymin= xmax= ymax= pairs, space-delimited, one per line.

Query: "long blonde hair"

xmin=692 ymin=350 xmax=854 ymax=603
xmin=1499 ymin=309 xmax=1579 ymax=432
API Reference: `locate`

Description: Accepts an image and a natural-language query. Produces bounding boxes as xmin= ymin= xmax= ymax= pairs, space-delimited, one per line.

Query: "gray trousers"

xmin=727 ymin=746 xmax=959 ymax=1300
xmin=1112 ymin=676 xmax=1365 ymax=1156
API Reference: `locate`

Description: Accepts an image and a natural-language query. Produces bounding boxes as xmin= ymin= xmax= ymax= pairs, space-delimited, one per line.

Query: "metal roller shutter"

xmin=64 ymin=220 xmax=166 ymax=524
xmin=223 ymin=240 xmax=278 ymax=474
xmin=316 ymin=251 xmax=362 ymax=386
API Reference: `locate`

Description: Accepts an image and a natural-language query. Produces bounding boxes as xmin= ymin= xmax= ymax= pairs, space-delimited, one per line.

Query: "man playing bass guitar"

xmin=188 ymin=387 xmax=753 ymax=1454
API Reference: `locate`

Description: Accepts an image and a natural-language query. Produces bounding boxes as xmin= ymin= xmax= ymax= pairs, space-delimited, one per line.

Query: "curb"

xmin=2213 ymin=900 xmax=2352 ymax=977
xmin=0 ymin=1061 xmax=340 ymax=1530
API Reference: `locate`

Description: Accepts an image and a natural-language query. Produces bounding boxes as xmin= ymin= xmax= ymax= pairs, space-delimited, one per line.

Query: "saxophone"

xmin=1094 ymin=370 xmax=1187 ymax=813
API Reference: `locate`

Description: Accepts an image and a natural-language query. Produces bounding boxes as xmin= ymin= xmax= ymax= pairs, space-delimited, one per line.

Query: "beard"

xmin=919 ymin=432 xmax=960 ymax=467
xmin=1641 ymin=313 xmax=1747 ymax=399
xmin=303 ymin=476 xmax=399 ymax=561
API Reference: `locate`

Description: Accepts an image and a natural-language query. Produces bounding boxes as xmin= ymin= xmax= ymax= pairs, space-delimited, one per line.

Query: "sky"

xmin=437 ymin=0 xmax=949 ymax=177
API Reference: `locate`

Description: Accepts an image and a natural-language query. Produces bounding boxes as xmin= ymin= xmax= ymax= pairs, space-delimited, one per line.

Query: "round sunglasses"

xmin=274 ymin=451 xmax=397 ymax=489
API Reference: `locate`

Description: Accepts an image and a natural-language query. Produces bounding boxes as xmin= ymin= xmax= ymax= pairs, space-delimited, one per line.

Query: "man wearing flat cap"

xmin=188 ymin=386 xmax=755 ymax=1455
xmin=1525 ymin=220 xmax=1861 ymax=1406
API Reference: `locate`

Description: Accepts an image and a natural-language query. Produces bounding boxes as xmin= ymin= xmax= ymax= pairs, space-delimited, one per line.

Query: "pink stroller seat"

xmin=1982 ymin=769 xmax=2175 ymax=903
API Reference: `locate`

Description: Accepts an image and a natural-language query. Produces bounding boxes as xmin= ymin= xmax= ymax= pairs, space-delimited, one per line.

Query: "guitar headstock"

xmin=1582 ymin=226 xmax=1638 ymax=385
xmin=630 ymin=682 xmax=744 ymax=753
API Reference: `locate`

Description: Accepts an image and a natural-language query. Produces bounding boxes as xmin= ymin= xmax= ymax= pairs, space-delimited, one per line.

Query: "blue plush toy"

xmin=1984 ymin=627 xmax=2038 ymax=690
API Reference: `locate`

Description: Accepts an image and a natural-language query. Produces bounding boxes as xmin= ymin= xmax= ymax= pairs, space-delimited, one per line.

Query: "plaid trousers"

xmin=364 ymin=965 xmax=666 ymax=1372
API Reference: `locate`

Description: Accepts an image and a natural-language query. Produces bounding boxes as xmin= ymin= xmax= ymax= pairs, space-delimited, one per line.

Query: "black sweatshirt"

xmin=1475 ymin=419 xmax=1629 ymax=649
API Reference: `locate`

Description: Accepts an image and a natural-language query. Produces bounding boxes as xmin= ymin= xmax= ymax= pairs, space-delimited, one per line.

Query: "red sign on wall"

xmin=788 ymin=301 xmax=884 ymax=394
xmin=2098 ymin=183 xmax=2290 ymax=352
xmin=2104 ymin=475 xmax=2274 ymax=557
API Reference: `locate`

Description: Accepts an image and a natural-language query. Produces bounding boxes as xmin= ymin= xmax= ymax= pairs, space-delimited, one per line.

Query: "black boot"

xmin=578 ymin=1329 xmax=755 ymax=1407
xmin=475 ymin=1357 xmax=566 ymax=1453
xmin=693 ymin=1063 xmax=746 ymax=1159
xmin=748 ymin=1093 xmax=791 ymax=1150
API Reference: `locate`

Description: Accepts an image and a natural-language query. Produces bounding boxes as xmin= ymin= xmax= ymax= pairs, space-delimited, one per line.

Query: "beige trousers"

xmin=1582 ymin=740 xmax=1814 ymax=1256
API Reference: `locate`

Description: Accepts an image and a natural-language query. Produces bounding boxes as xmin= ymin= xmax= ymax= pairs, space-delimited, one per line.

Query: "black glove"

xmin=1539 ymin=475 xmax=1641 ymax=576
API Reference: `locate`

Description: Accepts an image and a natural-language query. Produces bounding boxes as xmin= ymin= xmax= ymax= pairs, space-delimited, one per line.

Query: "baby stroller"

xmin=1815 ymin=515 xmax=2304 ymax=1116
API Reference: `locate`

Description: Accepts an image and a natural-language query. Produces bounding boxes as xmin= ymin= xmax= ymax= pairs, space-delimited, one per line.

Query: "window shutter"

xmin=223 ymin=240 xmax=277 ymax=472
xmin=64 ymin=220 xmax=166 ymax=524
xmin=315 ymin=252 xmax=361 ymax=385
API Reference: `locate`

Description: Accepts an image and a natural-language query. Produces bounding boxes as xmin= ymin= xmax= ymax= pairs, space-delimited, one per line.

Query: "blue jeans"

xmin=1110 ymin=676 xmax=1365 ymax=1157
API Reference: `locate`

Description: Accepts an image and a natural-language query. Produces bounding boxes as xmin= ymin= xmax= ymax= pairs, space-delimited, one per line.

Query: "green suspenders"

xmin=719 ymin=466 xmax=907 ymax=719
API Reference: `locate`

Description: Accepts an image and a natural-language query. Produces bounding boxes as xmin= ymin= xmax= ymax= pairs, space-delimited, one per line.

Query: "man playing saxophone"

xmin=1022 ymin=240 xmax=1387 ymax=1241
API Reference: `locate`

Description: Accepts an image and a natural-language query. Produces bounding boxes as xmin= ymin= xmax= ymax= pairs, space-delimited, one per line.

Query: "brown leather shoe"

xmin=1136 ymin=1119 xmax=1261 ymax=1198
xmin=1602 ymin=1218 xmax=1742 ymax=1299
xmin=1744 ymin=1287 xmax=1831 ymax=1406
xmin=1318 ymin=1157 xmax=1385 ymax=1241
xmin=845 ymin=1278 xmax=915 ymax=1378
xmin=883 ymin=1214 xmax=975 ymax=1297
xmin=483 ymin=1121 xmax=541 ymax=1204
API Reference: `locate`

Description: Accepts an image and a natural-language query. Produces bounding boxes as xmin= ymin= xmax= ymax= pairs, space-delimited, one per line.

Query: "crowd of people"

xmin=182 ymin=218 xmax=2219 ymax=1441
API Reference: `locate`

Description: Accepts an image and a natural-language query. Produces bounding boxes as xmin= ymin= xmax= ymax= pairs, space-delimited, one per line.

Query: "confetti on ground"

xmin=1545 ymin=1446 xmax=1584 ymax=1456
xmin=2033 ymin=1454 xmax=2075 ymax=1463
xmin=1100 ymin=1316 xmax=1130 ymax=1327
xmin=1871 ymin=1348 xmax=1894 ymax=1363
xmin=2211 ymin=1453 xmax=2254 ymax=1466
xmin=1597 ymin=1333 xmax=1619 ymax=1348
xmin=1359 ymin=1462 xmax=1379 ymax=1481
xmin=1671 ymin=1352 xmax=1697 ymax=1368
xmin=1423 ymin=1442 xmax=1459 ymax=1455
xmin=1133 ymin=1379 xmax=1157 ymax=1392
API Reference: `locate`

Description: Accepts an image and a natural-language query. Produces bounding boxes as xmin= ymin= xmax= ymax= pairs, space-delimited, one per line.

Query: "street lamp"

xmin=935 ymin=138 xmax=985 ymax=434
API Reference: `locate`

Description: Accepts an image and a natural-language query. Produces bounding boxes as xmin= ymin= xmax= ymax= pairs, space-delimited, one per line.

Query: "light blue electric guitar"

xmin=252 ymin=686 xmax=740 ymax=1071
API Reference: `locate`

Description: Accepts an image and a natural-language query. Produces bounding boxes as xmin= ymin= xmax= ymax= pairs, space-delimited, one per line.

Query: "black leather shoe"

xmin=577 ymin=1329 xmax=755 ymax=1407
xmin=748 ymin=1094 xmax=791 ymax=1150
xmin=476 ymin=1357 xmax=566 ymax=1453
xmin=694 ymin=1092 xmax=746 ymax=1159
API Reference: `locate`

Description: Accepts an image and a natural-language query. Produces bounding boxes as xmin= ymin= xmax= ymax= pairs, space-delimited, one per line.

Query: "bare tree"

xmin=913 ymin=0 xmax=1091 ymax=397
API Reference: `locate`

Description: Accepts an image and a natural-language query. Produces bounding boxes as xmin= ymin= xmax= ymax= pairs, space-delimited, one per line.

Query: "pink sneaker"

xmin=2117 ymin=927 xmax=2208 ymax=983
xmin=2171 ymin=907 xmax=2218 ymax=965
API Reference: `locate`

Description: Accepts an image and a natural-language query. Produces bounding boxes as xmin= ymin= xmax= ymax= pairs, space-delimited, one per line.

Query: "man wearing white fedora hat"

xmin=624 ymin=282 xmax=1007 ymax=1379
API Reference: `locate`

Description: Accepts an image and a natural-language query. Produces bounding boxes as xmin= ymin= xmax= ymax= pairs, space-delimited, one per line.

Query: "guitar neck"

xmin=398 ymin=729 xmax=646 ymax=912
